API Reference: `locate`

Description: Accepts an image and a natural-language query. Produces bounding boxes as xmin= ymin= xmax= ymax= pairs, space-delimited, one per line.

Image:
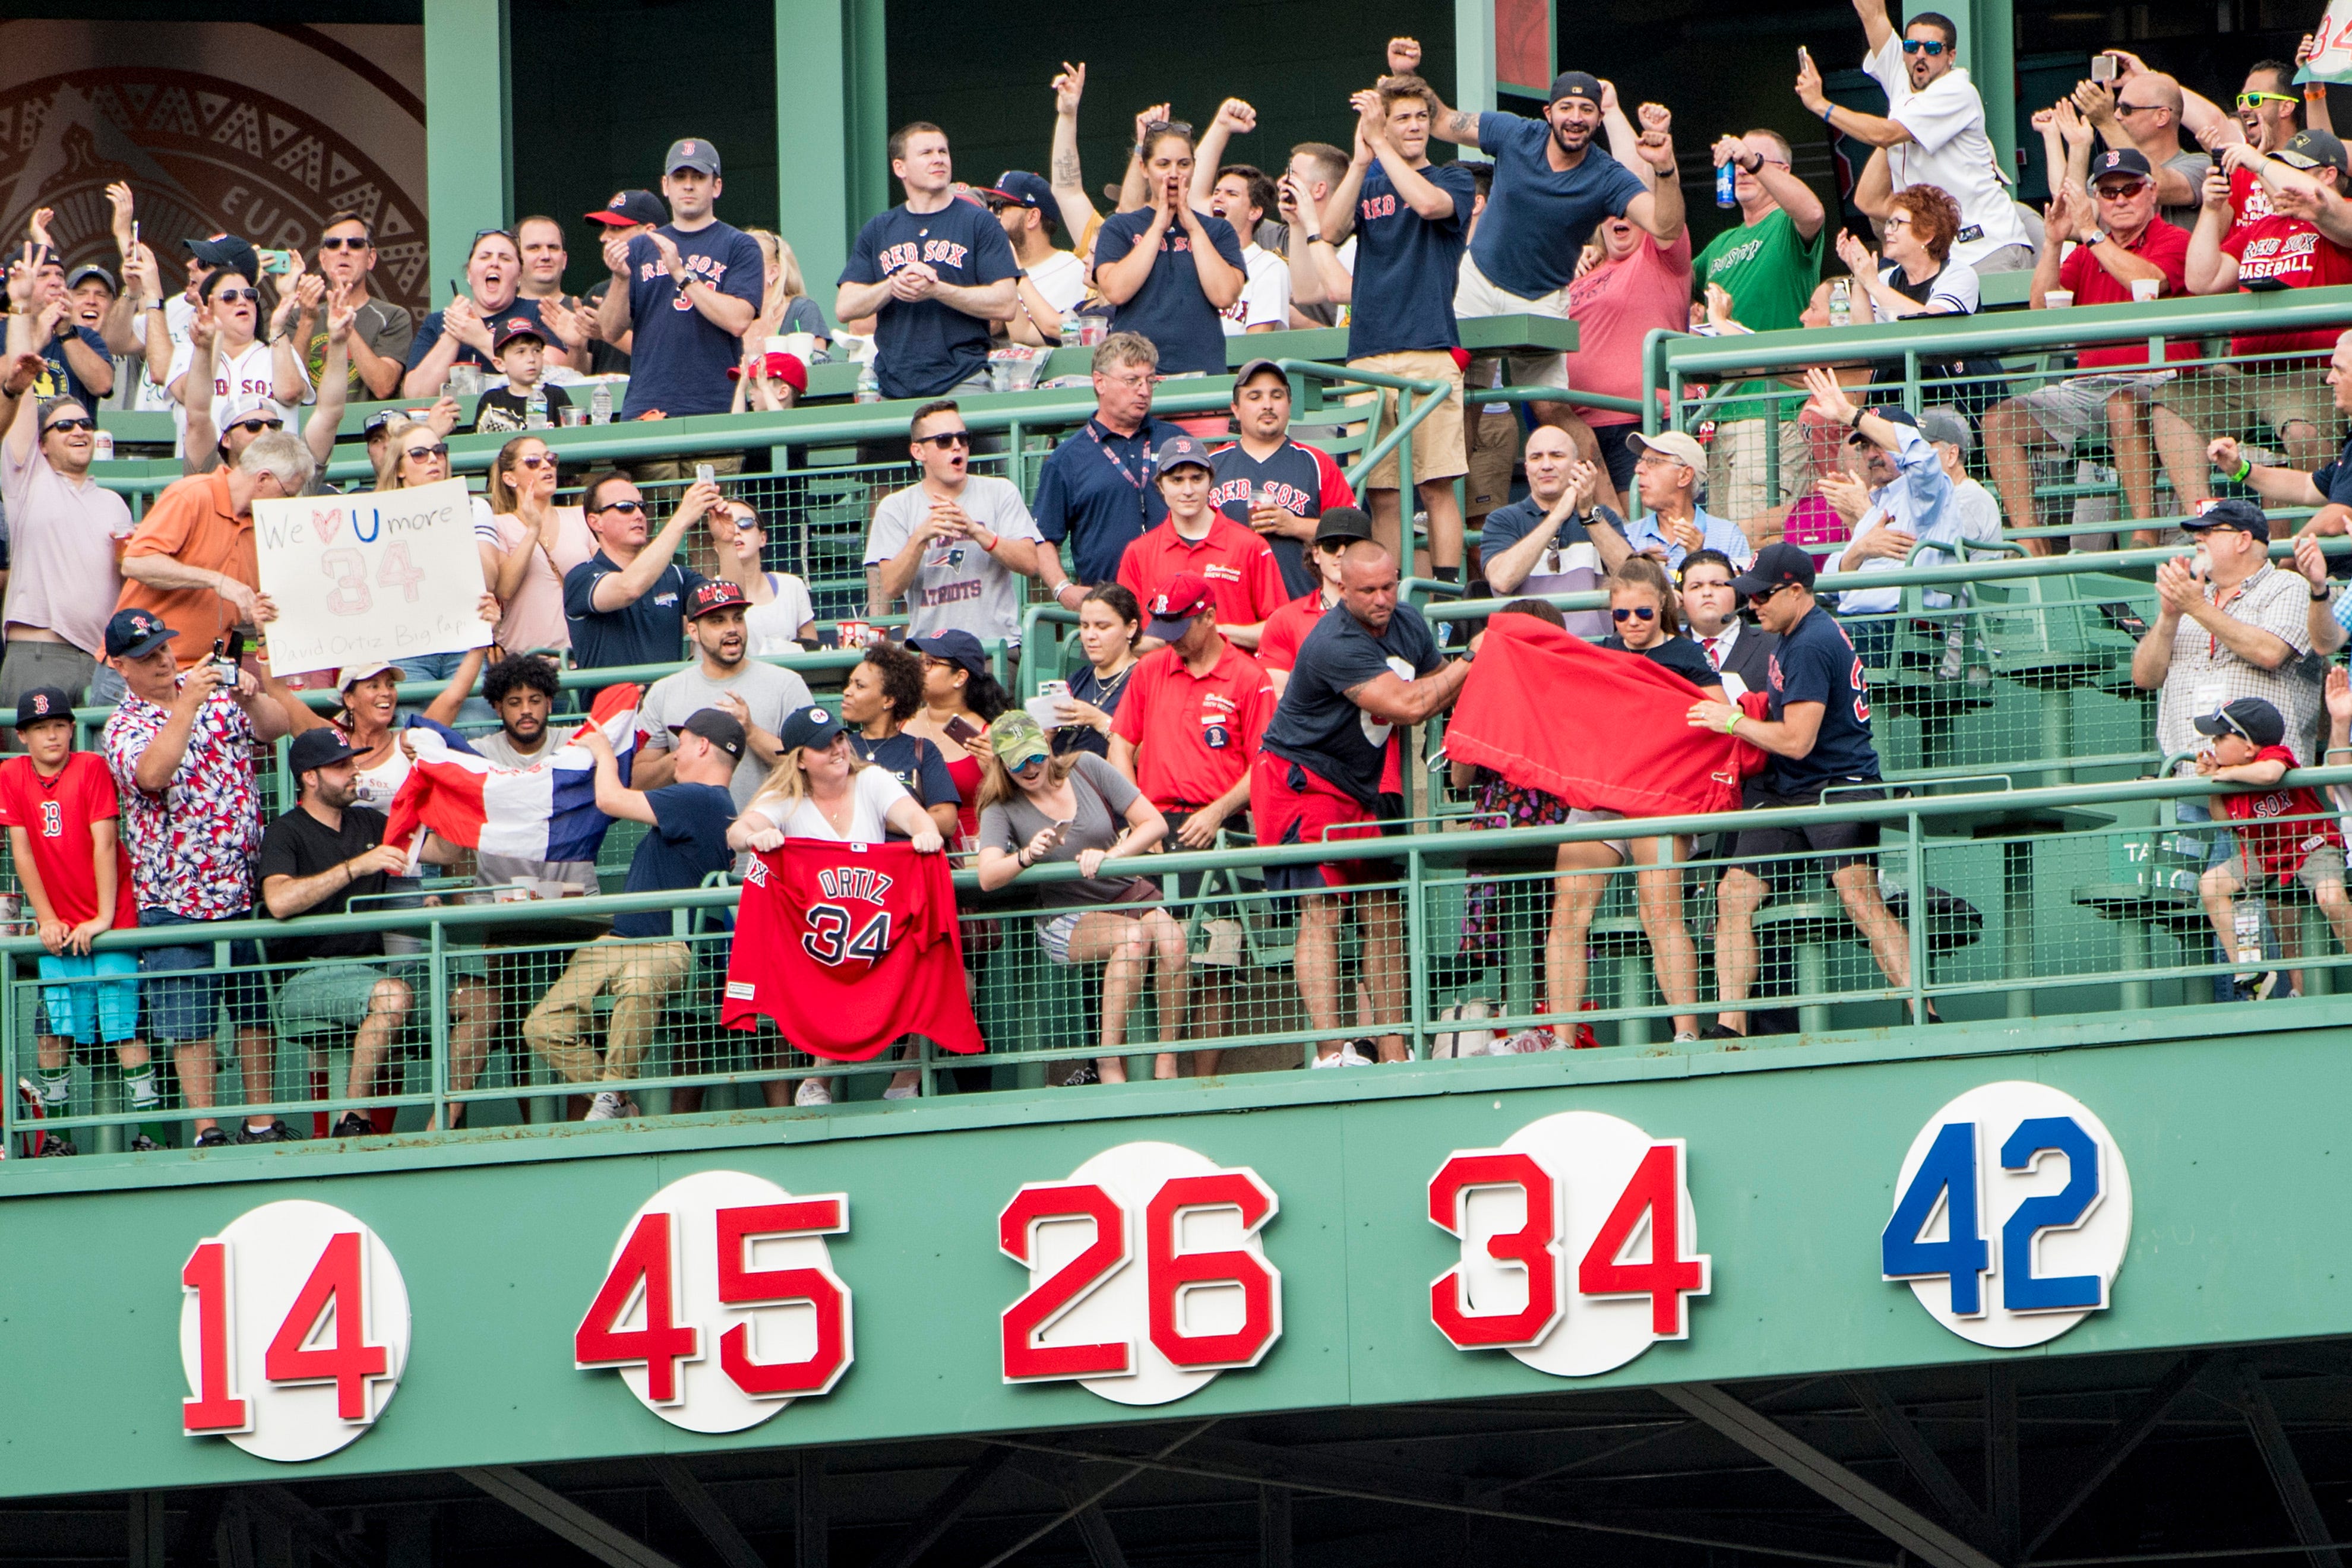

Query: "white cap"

xmin=337 ymin=661 xmax=407 ymax=689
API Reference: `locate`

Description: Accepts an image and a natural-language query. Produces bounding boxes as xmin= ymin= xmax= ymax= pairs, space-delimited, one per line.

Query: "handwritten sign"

xmin=2300 ymin=5 xmax=2352 ymax=83
xmin=254 ymin=478 xmax=494 ymax=676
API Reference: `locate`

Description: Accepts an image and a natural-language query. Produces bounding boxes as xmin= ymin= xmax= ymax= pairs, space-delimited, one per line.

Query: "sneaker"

xmin=331 ymin=1111 xmax=371 ymax=1139
xmin=1699 ymin=1023 xmax=1746 ymax=1041
xmin=1060 ymin=1063 xmax=1099 ymax=1087
xmin=583 ymin=1090 xmax=627 ymax=1121
xmin=1673 ymin=1030 xmax=1701 ymax=1043
xmin=193 ymin=1128 xmax=229 ymax=1149
xmin=882 ymin=1085 xmax=918 ymax=1100
xmin=2234 ymin=972 xmax=2280 ymax=1002
xmin=129 ymin=1134 xmax=161 ymax=1153
xmin=36 ymin=1134 xmax=78 ymax=1156
xmin=1311 ymin=1047 xmax=1373 ymax=1068
xmin=234 ymin=1120 xmax=297 ymax=1144
xmin=794 ymin=1078 xmax=833 ymax=1107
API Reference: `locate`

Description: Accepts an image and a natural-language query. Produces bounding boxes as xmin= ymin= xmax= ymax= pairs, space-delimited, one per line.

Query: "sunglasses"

xmin=317 ymin=236 xmax=371 ymax=251
xmin=513 ymin=453 xmax=555 ymax=470
xmin=403 ymin=442 xmax=450 ymax=461
xmin=472 ymin=227 xmax=517 ymax=248
xmin=1011 ymin=755 xmax=1049 ymax=776
xmin=593 ymin=499 xmax=647 ymax=515
xmin=1611 ymin=606 xmax=1658 ymax=622
xmin=2114 ymin=100 xmax=2166 ymax=115
xmin=229 ymin=418 xmax=283 ymax=435
xmin=1143 ymin=119 xmax=1195 ymax=140
xmin=213 ymin=287 xmax=260 ymax=304
xmin=2094 ymin=181 xmax=2149 ymax=200
xmin=914 ymin=431 xmax=972 ymax=449
xmin=2238 ymin=90 xmax=2300 ymax=109
xmin=1901 ymin=38 xmax=1949 ymax=54
xmin=42 ymin=417 xmax=96 ymax=434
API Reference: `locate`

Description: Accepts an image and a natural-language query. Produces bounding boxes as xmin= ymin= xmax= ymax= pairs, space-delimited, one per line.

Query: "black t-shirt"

xmin=612 ymin=783 xmax=736 ymax=938
xmin=1263 ymin=601 xmax=1443 ymax=806
xmin=583 ymin=279 xmax=631 ymax=375
xmin=561 ymin=549 xmax=706 ymax=671
xmin=1764 ymin=605 xmax=1881 ymax=795
xmin=842 ymin=200 xmax=1020 ymax=400
xmin=1052 ymin=662 xmax=1134 ymax=758
xmin=474 ymin=381 xmax=575 ymax=435
xmin=850 ymin=731 xmax=957 ymax=811
xmin=1599 ymin=632 xmax=1721 ymax=690
xmin=1092 ymin=207 xmax=1247 ymax=375
xmin=257 ymin=804 xmax=390 ymax=964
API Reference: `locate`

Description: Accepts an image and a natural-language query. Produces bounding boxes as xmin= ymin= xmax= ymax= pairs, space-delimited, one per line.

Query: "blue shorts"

xmin=138 ymin=908 xmax=270 ymax=1042
xmin=37 ymin=951 xmax=140 ymax=1045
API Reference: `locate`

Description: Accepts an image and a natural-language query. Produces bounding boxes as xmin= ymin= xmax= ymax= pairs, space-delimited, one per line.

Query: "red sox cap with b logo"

xmin=104 ymin=609 xmax=179 ymax=659
xmin=14 ymin=687 xmax=72 ymax=731
xmin=1146 ymin=571 xmax=1215 ymax=641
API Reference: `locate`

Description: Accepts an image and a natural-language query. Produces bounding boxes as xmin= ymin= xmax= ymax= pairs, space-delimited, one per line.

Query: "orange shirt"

xmin=115 ymin=469 xmax=257 ymax=663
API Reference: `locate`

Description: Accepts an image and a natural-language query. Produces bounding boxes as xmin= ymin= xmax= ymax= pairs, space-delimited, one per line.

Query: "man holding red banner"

xmin=1685 ymin=542 xmax=1924 ymax=1036
xmin=1257 ymin=540 xmax=1470 ymax=1066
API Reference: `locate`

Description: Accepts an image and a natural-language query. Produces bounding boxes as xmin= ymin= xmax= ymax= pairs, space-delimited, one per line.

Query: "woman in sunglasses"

xmin=164 ymin=268 xmax=311 ymax=452
xmin=479 ymin=434 xmax=596 ymax=660
xmin=365 ymin=416 xmax=500 ymax=691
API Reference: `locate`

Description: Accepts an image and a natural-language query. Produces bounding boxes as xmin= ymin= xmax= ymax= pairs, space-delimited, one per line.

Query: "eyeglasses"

xmin=914 ymin=431 xmax=971 ymax=449
xmin=1901 ymin=38 xmax=1949 ymax=54
xmin=1098 ymin=370 xmax=1157 ymax=390
xmin=592 ymin=499 xmax=647 ymax=515
xmin=1883 ymin=214 xmax=1914 ymax=229
xmin=403 ymin=442 xmax=450 ymax=461
xmin=229 ymin=418 xmax=282 ymax=435
xmin=42 ymin=417 xmax=96 ymax=434
xmin=317 ymin=236 xmax=371 ymax=251
xmin=2238 ymin=91 xmax=2301 ymax=109
xmin=1611 ymin=606 xmax=1658 ymax=622
xmin=213 ymin=288 xmax=259 ymax=304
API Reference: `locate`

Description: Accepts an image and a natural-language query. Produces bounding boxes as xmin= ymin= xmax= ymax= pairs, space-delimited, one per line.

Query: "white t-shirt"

xmin=1863 ymin=35 xmax=2029 ymax=267
xmin=1875 ymin=258 xmax=1980 ymax=316
xmin=864 ymin=475 xmax=1042 ymax=643
xmin=745 ymin=571 xmax=816 ymax=655
xmin=165 ymin=333 xmax=314 ymax=445
xmin=1026 ymin=250 xmax=1088 ymax=314
xmin=1221 ymin=244 xmax=1293 ymax=335
xmin=751 ymin=764 xmax=910 ymax=843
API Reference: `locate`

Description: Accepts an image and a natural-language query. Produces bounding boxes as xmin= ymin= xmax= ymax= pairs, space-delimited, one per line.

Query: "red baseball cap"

xmin=726 ymin=350 xmax=808 ymax=394
xmin=586 ymin=189 xmax=666 ymax=227
xmin=1146 ymin=573 xmax=1214 ymax=640
xmin=687 ymin=580 xmax=750 ymax=619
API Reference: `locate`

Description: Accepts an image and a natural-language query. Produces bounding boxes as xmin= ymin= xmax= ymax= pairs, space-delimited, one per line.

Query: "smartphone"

xmin=258 ymin=248 xmax=297 ymax=275
xmin=129 ymin=220 xmax=138 ymax=252
xmin=695 ymin=462 xmax=716 ymax=487
xmin=944 ymin=715 xmax=984 ymax=746
xmin=2092 ymin=52 xmax=2119 ymax=82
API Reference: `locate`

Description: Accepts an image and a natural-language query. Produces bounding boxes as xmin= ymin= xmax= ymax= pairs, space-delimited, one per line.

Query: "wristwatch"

xmin=2313 ymin=584 xmax=2334 ymax=602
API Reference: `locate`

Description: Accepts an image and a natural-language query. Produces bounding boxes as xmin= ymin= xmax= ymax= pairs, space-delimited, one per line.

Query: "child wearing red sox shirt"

xmin=2193 ymin=694 xmax=2352 ymax=1000
xmin=0 ymin=687 xmax=155 ymax=1153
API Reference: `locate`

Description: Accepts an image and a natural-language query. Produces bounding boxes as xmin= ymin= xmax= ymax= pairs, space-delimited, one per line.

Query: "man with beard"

xmin=632 ymin=580 xmax=811 ymax=807
xmin=1210 ymin=358 xmax=1355 ymax=598
xmin=464 ymin=655 xmax=600 ymax=895
xmin=402 ymin=228 xmax=583 ymax=398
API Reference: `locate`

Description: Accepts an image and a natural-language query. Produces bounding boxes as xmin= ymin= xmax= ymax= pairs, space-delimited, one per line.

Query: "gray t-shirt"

xmin=2162 ymin=147 xmax=2214 ymax=233
xmin=976 ymin=753 xmax=1142 ymax=921
xmin=637 ymin=658 xmax=814 ymax=808
xmin=467 ymin=727 xmax=600 ymax=894
xmin=864 ymin=475 xmax=1042 ymax=644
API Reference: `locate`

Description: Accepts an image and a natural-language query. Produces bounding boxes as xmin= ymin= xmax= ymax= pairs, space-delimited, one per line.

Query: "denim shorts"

xmin=37 ymin=951 xmax=140 ymax=1045
xmin=139 ymin=908 xmax=270 ymax=1041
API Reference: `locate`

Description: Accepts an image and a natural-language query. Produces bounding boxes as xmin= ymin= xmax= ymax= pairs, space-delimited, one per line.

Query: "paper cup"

xmin=2044 ymin=290 xmax=2075 ymax=309
xmin=2130 ymin=277 xmax=2160 ymax=302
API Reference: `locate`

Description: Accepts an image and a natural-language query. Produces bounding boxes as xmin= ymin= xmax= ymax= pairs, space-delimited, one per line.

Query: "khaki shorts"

xmin=2225 ymin=840 xmax=2347 ymax=896
xmin=2155 ymin=362 xmax=2334 ymax=444
xmin=1708 ymin=415 xmax=1817 ymax=520
xmin=1452 ymin=255 xmax=1571 ymax=388
xmin=1348 ymin=350 xmax=1468 ymax=489
xmin=1465 ymin=400 xmax=1522 ymax=519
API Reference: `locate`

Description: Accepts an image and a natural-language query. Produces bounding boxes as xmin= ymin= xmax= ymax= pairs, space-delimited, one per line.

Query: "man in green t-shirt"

xmin=1692 ymin=130 xmax=1828 ymax=522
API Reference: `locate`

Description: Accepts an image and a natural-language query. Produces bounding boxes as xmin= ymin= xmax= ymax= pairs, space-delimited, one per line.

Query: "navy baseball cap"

xmin=984 ymin=171 xmax=1054 ymax=210
xmin=776 ymin=704 xmax=844 ymax=754
xmin=2186 ymin=497 xmax=2270 ymax=540
xmin=2089 ymin=147 xmax=2155 ymax=183
xmin=587 ymin=189 xmax=666 ymax=227
xmin=494 ymin=316 xmax=546 ymax=351
xmin=103 ymin=609 xmax=176 ymax=659
xmin=1153 ymin=434 xmax=1213 ymax=475
xmin=1731 ymin=541 xmax=1817 ymax=599
xmin=1548 ymin=71 xmax=1604 ymax=105
xmin=665 ymin=137 xmax=720 ymax=177
xmin=2194 ymin=696 xmax=2287 ymax=748
xmin=64 ymin=263 xmax=116 ymax=295
xmin=13 ymin=687 xmax=73 ymax=730
xmin=184 ymin=234 xmax=260 ymax=281
xmin=287 ymin=729 xmax=362 ymax=776
xmin=909 ymin=629 xmax=989 ymax=678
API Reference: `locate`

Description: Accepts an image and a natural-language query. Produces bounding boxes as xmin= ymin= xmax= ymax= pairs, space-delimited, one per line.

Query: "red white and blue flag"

xmin=382 ymin=684 xmax=640 ymax=864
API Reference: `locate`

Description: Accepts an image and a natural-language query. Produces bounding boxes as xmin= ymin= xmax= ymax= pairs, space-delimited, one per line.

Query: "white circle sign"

xmin=178 ymin=1199 xmax=410 ymax=1463
xmin=1883 ymin=1080 xmax=2131 ymax=1349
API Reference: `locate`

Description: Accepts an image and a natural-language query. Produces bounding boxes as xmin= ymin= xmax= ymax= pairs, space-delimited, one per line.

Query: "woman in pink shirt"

xmin=475 ymin=434 xmax=595 ymax=659
xmin=1562 ymin=214 xmax=1693 ymax=513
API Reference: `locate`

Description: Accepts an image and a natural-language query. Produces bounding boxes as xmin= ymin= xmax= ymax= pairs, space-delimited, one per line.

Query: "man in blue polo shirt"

xmin=1684 ymin=542 xmax=1920 ymax=1038
xmin=1319 ymin=74 xmax=1480 ymax=581
xmin=595 ymin=138 xmax=766 ymax=420
xmin=562 ymin=472 xmax=714 ymax=670
xmin=1033 ymin=333 xmax=1187 ymax=604
xmin=837 ymin=122 xmax=1020 ymax=400
xmin=1420 ymin=59 xmax=1684 ymax=414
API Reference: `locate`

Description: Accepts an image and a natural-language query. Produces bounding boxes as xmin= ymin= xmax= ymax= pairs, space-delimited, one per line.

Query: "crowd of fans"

xmin=4 ymin=18 xmax=2352 ymax=1150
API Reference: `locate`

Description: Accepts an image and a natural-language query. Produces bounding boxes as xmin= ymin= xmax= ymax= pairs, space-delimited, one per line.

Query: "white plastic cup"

xmin=2044 ymin=290 xmax=2075 ymax=309
xmin=2130 ymin=277 xmax=2160 ymax=303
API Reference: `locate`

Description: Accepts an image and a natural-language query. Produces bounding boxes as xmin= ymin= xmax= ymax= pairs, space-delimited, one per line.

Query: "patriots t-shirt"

xmin=1348 ymin=160 xmax=1477 ymax=360
xmin=1762 ymin=605 xmax=1881 ymax=795
xmin=1092 ymin=207 xmax=1247 ymax=375
xmin=620 ymin=219 xmax=767 ymax=418
xmin=842 ymin=200 xmax=1020 ymax=400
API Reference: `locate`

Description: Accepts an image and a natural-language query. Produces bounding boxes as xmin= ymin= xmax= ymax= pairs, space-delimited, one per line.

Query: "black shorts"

xmin=1728 ymin=781 xmax=1886 ymax=884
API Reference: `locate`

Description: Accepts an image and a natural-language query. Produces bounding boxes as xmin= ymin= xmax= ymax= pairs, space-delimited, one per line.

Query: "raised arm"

xmin=1048 ymin=62 xmax=1102 ymax=241
xmin=2184 ymin=165 xmax=2239 ymax=295
xmin=1850 ymin=0 xmax=1895 ymax=55
xmin=595 ymin=233 xmax=636 ymax=347
xmin=1796 ymin=45 xmax=1914 ymax=148
xmin=304 ymin=288 xmax=354 ymax=470
xmin=589 ymin=482 xmax=716 ymax=612
xmin=576 ymin=728 xmax=657 ymax=826
xmin=1621 ymin=103 xmax=1687 ymax=243
xmin=1353 ymin=91 xmax=1460 ymax=220
xmin=1191 ymin=99 xmax=1255 ymax=210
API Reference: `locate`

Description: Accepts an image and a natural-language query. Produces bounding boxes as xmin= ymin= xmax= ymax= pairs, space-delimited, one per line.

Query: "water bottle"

xmin=1715 ymin=158 xmax=1737 ymax=208
xmin=589 ymin=382 xmax=612 ymax=425
xmin=1828 ymin=278 xmax=1852 ymax=328
xmin=1060 ymin=315 xmax=1083 ymax=351
xmin=855 ymin=363 xmax=882 ymax=404
xmin=525 ymin=385 xmax=548 ymax=428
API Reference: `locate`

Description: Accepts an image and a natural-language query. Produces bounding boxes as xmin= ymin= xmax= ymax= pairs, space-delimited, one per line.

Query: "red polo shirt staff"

xmin=1109 ymin=571 xmax=1274 ymax=849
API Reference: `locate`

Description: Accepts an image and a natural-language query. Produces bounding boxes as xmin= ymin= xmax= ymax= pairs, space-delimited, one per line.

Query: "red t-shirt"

xmin=2220 ymin=211 xmax=2352 ymax=356
xmin=1110 ymin=642 xmax=1276 ymax=811
xmin=1256 ymin=590 xmax=1329 ymax=676
xmin=0 ymin=753 xmax=137 ymax=929
xmin=2059 ymin=221 xmax=2199 ymax=369
xmin=1116 ymin=516 xmax=1290 ymax=630
xmin=2218 ymin=745 xmax=2346 ymax=884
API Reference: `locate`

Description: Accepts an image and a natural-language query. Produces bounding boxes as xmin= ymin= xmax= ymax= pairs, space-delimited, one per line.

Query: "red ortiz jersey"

xmin=722 ymin=839 xmax=984 ymax=1061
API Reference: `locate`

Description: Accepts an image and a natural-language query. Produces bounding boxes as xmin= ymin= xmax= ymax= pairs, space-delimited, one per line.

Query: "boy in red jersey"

xmin=2193 ymin=695 xmax=2352 ymax=999
xmin=0 ymin=687 xmax=154 ymax=1152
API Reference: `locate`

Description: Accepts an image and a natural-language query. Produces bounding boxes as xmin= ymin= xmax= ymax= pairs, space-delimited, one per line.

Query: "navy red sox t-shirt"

xmin=1468 ymin=112 xmax=1647 ymax=299
xmin=1092 ymin=207 xmax=1247 ymax=375
xmin=406 ymin=298 xmax=555 ymax=377
xmin=1263 ymin=600 xmax=1443 ymax=807
xmin=620 ymin=219 xmax=767 ymax=418
xmin=1348 ymin=160 xmax=1478 ymax=361
xmin=842 ymin=200 xmax=1020 ymax=400
xmin=1209 ymin=438 xmax=1355 ymax=597
xmin=1762 ymin=605 xmax=1881 ymax=796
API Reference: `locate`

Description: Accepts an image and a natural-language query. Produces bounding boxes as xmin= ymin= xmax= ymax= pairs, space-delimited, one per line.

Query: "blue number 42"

xmin=1882 ymin=1117 xmax=2105 ymax=1316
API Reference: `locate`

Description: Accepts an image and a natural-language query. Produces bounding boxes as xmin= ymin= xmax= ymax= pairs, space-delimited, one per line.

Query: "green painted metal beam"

xmin=1455 ymin=0 xmax=1499 ymax=115
xmin=1959 ymin=0 xmax=2017 ymax=186
xmin=422 ymin=0 xmax=511 ymax=306
xmin=774 ymin=0 xmax=888 ymax=334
